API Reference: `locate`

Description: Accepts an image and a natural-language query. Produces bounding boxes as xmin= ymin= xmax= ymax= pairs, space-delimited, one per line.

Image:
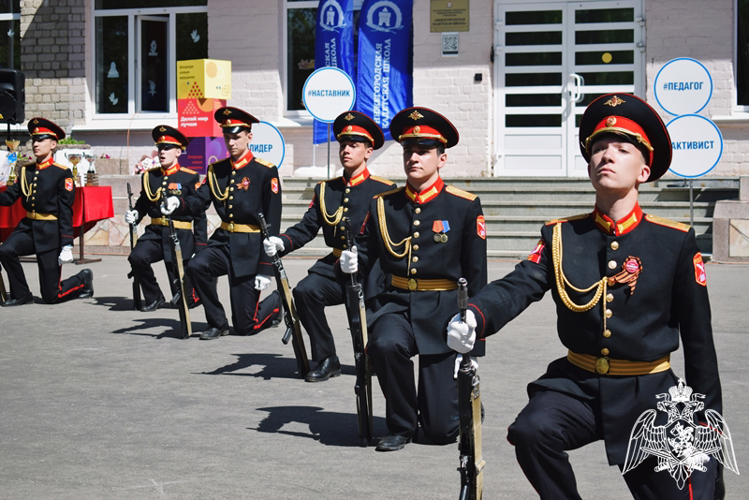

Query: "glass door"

xmin=494 ymin=0 xmax=643 ymax=177
xmin=138 ymin=15 xmax=169 ymax=112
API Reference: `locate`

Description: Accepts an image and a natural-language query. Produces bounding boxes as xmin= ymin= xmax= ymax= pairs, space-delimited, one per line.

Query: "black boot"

xmin=304 ymin=355 xmax=341 ymax=382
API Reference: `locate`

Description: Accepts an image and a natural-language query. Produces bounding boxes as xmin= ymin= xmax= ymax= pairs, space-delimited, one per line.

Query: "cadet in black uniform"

xmin=125 ymin=125 xmax=206 ymax=311
xmin=263 ymin=111 xmax=395 ymax=382
xmin=339 ymin=107 xmax=487 ymax=451
xmin=163 ymin=107 xmax=282 ymax=340
xmin=0 ymin=118 xmax=93 ymax=306
xmin=447 ymin=94 xmax=722 ymax=499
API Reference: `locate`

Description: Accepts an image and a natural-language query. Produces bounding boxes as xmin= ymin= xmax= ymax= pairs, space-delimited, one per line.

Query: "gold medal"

xmin=440 ymin=233 xmax=448 ymax=243
xmin=434 ymin=233 xmax=442 ymax=243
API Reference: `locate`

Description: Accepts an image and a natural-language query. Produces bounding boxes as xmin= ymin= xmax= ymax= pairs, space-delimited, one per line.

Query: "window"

xmin=283 ymin=0 xmax=362 ymax=115
xmin=738 ymin=0 xmax=749 ymax=106
xmin=93 ymin=0 xmax=208 ymax=116
xmin=0 ymin=0 xmax=21 ymax=69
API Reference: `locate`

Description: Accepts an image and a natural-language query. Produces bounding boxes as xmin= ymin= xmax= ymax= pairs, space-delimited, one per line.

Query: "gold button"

xmin=345 ymin=188 xmax=350 ymax=193
xmin=605 ymin=309 xmax=612 ymax=318
xmin=413 ymin=220 xmax=420 ymax=226
xmin=229 ymin=214 xmax=234 ymax=218
xmin=414 ymin=232 xmax=420 ymax=238
xmin=413 ymin=244 xmax=420 ymax=251
xmin=611 ymin=241 xmax=619 ymax=250
xmin=412 ymin=256 xmax=419 ymax=263
xmin=228 ymin=205 xmax=233 ymax=209
xmin=415 ymin=207 xmax=421 ymax=214
xmin=608 ymin=260 xmax=617 ymax=269
xmin=601 ymin=348 xmax=610 ymax=356
xmin=410 ymin=268 xmax=417 ymax=275
xmin=340 ymin=226 xmax=345 ymax=231
xmin=344 ymin=207 xmax=349 ymax=212
xmin=344 ymin=198 xmax=349 ymax=203
xmin=341 ymin=235 xmax=345 ymax=240
xmin=232 ymin=171 xmax=236 ymax=175
xmin=229 ymin=196 xmax=234 ymax=200
xmin=32 ymin=183 xmax=37 ymax=187
xmin=606 ymin=293 xmax=614 ymax=302
xmin=343 ymin=244 xmax=347 ymax=249
xmin=230 ymin=187 xmax=235 ymax=191
xmin=603 ymin=329 xmax=612 ymax=337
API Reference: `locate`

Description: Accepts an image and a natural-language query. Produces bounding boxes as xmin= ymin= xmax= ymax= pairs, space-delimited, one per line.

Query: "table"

xmin=0 ymin=184 xmax=114 ymax=263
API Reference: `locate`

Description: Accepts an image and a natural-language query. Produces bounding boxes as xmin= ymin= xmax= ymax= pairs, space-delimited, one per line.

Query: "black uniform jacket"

xmin=351 ymin=177 xmax=488 ymax=356
xmin=133 ymin=164 xmax=207 ymax=261
xmin=278 ymin=168 xmax=395 ymax=298
xmin=467 ymin=204 xmax=722 ymax=465
xmin=0 ymin=159 xmax=75 ymax=253
xmin=180 ymin=150 xmax=282 ymax=279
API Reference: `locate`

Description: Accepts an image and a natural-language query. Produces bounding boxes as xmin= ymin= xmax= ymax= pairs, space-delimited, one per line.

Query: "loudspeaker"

xmin=0 ymin=69 xmax=25 ymax=124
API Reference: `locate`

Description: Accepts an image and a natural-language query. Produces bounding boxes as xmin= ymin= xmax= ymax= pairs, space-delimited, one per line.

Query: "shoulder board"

xmin=376 ymin=186 xmax=404 ymax=198
xmin=370 ymin=175 xmax=395 ymax=185
xmin=52 ymin=162 xmax=69 ymax=170
xmin=645 ymin=214 xmax=690 ymax=232
xmin=545 ymin=213 xmax=590 ymax=226
xmin=445 ymin=185 xmax=477 ymax=201
xmin=181 ymin=167 xmax=197 ymax=175
xmin=255 ymin=157 xmax=276 ymax=168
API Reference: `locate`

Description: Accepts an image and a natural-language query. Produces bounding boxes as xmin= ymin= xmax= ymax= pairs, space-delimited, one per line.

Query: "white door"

xmin=493 ymin=0 xmax=644 ymax=177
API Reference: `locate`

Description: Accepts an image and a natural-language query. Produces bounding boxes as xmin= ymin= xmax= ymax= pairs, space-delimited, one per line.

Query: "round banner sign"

xmin=250 ymin=121 xmax=286 ymax=168
xmin=302 ymin=67 xmax=356 ymax=123
xmin=666 ymin=114 xmax=723 ymax=178
xmin=654 ymin=58 xmax=713 ymax=116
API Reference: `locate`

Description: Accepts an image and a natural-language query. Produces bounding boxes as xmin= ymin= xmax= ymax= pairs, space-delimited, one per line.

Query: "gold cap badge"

xmin=604 ymin=96 xmax=625 ymax=107
xmin=408 ymin=110 xmax=424 ymax=121
xmin=159 ymin=126 xmax=167 ymax=132
xmin=606 ymin=117 xmax=617 ymax=126
xmin=344 ymin=113 xmax=355 ymax=121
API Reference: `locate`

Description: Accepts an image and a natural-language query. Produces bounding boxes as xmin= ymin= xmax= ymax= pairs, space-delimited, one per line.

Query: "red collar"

xmin=593 ymin=203 xmax=643 ymax=236
xmin=405 ymin=177 xmax=444 ymax=204
xmin=37 ymin=158 xmax=54 ymax=170
xmin=231 ymin=150 xmax=254 ymax=170
xmin=161 ymin=162 xmax=180 ymax=176
xmin=346 ymin=168 xmax=370 ymax=187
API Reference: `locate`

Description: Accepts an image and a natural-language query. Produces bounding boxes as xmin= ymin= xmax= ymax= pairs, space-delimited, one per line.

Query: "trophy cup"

xmin=65 ymin=152 xmax=82 ymax=186
xmin=83 ymin=152 xmax=99 ymax=186
xmin=5 ymin=140 xmax=20 ymax=186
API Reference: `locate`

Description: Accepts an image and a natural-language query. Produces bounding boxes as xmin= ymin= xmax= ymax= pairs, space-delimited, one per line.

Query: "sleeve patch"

xmin=309 ymin=192 xmax=316 ymax=209
xmin=476 ymin=215 xmax=486 ymax=239
xmin=65 ymin=178 xmax=74 ymax=191
xmin=271 ymin=178 xmax=279 ymax=194
xmin=693 ymin=253 xmax=707 ymax=286
xmin=527 ymin=239 xmax=545 ymax=264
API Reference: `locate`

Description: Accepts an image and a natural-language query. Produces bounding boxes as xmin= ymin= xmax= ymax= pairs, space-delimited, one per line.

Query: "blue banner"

xmin=356 ymin=0 xmax=413 ymax=142
xmin=313 ymin=0 xmax=355 ymax=144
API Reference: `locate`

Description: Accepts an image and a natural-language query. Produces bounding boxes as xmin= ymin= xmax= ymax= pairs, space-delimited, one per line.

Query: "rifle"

xmin=126 ymin=182 xmax=143 ymax=311
xmin=258 ymin=212 xmax=310 ymax=378
xmin=457 ymin=277 xmax=484 ymax=500
xmin=160 ymin=189 xmax=192 ymax=339
xmin=343 ymin=217 xmax=373 ymax=447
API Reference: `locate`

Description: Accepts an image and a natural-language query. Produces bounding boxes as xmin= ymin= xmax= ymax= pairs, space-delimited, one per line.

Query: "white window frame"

xmin=88 ymin=5 xmax=207 ymax=128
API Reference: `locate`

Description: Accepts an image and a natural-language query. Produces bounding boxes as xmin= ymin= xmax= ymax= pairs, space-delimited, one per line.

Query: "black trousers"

xmin=128 ymin=238 xmax=197 ymax=305
xmin=0 ymin=230 xmax=87 ymax=303
xmin=186 ymin=245 xmax=280 ymax=334
xmin=367 ymin=312 xmax=459 ymax=443
xmin=507 ymin=390 xmax=718 ymax=500
xmin=292 ymin=272 xmax=347 ymax=361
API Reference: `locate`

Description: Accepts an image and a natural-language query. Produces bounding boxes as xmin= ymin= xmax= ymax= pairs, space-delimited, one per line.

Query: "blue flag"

xmin=313 ymin=0 xmax=355 ymax=144
xmin=356 ymin=0 xmax=413 ymax=141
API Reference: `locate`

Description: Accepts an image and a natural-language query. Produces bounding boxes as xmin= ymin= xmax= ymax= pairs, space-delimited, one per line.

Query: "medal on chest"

xmin=432 ymin=220 xmax=450 ymax=243
xmin=608 ymin=256 xmax=643 ymax=294
xmin=236 ymin=177 xmax=250 ymax=191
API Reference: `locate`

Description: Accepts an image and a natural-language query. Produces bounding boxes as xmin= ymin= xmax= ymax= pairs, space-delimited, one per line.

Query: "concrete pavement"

xmin=0 ymin=256 xmax=747 ymax=499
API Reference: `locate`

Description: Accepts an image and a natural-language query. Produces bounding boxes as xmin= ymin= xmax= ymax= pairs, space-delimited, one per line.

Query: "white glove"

xmin=263 ymin=236 xmax=285 ymax=257
xmin=446 ymin=310 xmax=477 ymax=354
xmin=340 ymin=246 xmax=358 ymax=274
xmin=124 ymin=209 xmax=139 ymax=225
xmin=58 ymin=245 xmax=74 ymax=266
xmin=160 ymin=196 xmax=180 ymax=215
xmin=254 ymin=275 xmax=272 ymax=291
xmin=453 ymin=354 xmax=479 ymax=379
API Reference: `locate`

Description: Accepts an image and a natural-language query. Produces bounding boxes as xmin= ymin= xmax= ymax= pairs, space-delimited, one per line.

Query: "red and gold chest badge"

xmin=65 ymin=178 xmax=74 ymax=191
xmin=476 ymin=215 xmax=486 ymax=239
xmin=194 ymin=181 xmax=201 ymax=190
xmin=527 ymin=239 xmax=545 ymax=264
xmin=236 ymin=177 xmax=251 ymax=191
xmin=271 ymin=178 xmax=279 ymax=194
xmin=608 ymin=256 xmax=643 ymax=294
xmin=693 ymin=253 xmax=707 ymax=286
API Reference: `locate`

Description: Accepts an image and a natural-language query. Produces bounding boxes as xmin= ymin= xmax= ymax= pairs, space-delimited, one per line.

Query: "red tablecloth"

xmin=0 ymin=185 xmax=114 ymax=242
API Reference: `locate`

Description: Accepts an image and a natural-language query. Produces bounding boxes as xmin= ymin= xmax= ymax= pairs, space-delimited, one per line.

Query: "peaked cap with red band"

xmin=28 ymin=117 xmax=65 ymax=141
xmin=333 ymin=111 xmax=385 ymax=150
xmin=214 ymin=106 xmax=259 ymax=134
xmin=151 ymin=125 xmax=189 ymax=149
xmin=390 ymin=106 xmax=459 ymax=149
xmin=579 ymin=93 xmax=672 ymax=182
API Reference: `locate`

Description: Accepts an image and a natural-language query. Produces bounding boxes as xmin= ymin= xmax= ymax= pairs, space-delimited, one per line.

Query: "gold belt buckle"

xmin=595 ymin=357 xmax=610 ymax=375
xmin=228 ymin=222 xmax=235 ymax=232
xmin=408 ymin=278 xmax=418 ymax=291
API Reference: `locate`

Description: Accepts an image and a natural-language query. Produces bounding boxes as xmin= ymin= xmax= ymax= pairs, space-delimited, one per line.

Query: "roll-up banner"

xmin=356 ymin=0 xmax=413 ymax=142
xmin=313 ymin=0 xmax=355 ymax=144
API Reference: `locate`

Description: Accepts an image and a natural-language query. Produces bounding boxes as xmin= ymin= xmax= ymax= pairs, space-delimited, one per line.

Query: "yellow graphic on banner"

xmin=177 ymin=59 xmax=232 ymax=100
